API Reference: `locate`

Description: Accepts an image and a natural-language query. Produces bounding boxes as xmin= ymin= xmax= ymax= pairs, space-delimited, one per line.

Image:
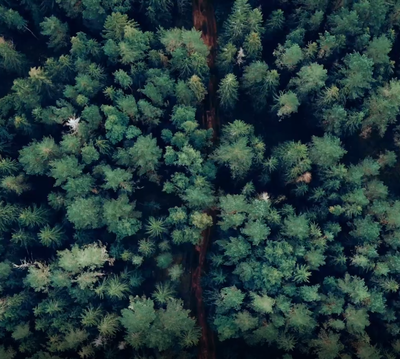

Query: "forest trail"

xmin=192 ymin=0 xmax=218 ymax=358
xmin=192 ymin=0 xmax=219 ymax=135
xmin=191 ymin=210 xmax=216 ymax=359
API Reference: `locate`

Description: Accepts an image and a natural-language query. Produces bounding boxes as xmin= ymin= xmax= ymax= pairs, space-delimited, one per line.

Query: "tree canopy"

xmin=1 ymin=0 xmax=400 ymax=358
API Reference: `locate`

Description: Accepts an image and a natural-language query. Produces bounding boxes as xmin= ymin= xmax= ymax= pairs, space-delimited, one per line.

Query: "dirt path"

xmin=192 ymin=0 xmax=219 ymax=135
xmin=191 ymin=211 xmax=216 ymax=359
xmin=192 ymin=0 xmax=218 ymax=358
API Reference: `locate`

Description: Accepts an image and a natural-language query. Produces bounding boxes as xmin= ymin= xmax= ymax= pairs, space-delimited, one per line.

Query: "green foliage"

xmin=40 ymin=17 xmax=69 ymax=50
xmin=188 ymin=75 xmax=207 ymax=103
xmin=213 ymin=121 xmax=264 ymax=179
xmin=217 ymin=43 xmax=237 ymax=74
xmin=141 ymin=69 xmax=175 ymax=107
xmin=0 ymin=39 xmax=26 ymax=73
xmin=273 ymin=141 xmax=311 ymax=182
xmin=19 ymin=137 xmax=60 ymax=175
xmin=241 ymin=220 xmax=270 ymax=245
xmin=2 ymin=1 xmax=400 ymax=358
xmin=251 ymin=293 xmax=275 ymax=314
xmin=50 ymin=156 xmax=83 ymax=186
xmin=58 ymin=242 xmax=112 ymax=273
xmin=267 ymin=10 xmax=285 ymax=31
xmin=103 ymin=12 xmax=136 ymax=41
xmin=120 ymin=296 xmax=199 ymax=351
xmin=25 ymin=263 xmax=51 ymax=292
xmin=113 ymin=69 xmax=132 ymax=89
xmin=0 ymin=346 xmax=16 ymax=359
xmin=309 ymin=134 xmax=347 ymax=167
xmin=340 ymin=53 xmax=374 ymax=100
xmin=275 ymin=43 xmax=304 ymax=70
xmin=152 ymin=282 xmax=176 ymax=305
xmin=365 ymin=35 xmax=392 ymax=66
xmin=168 ymin=264 xmax=183 ymax=281
xmin=0 ymin=202 xmax=19 ymax=231
xmin=218 ymin=74 xmax=238 ymax=110
xmin=222 ymin=0 xmax=264 ymax=46
xmin=81 ymin=305 xmax=102 ymax=327
xmin=290 ymin=63 xmax=327 ymax=97
xmin=156 ymin=252 xmax=173 ymax=269
xmin=276 ymin=91 xmax=300 ymax=117
xmin=1 ymin=174 xmax=30 ymax=195
xmin=244 ymin=32 xmax=262 ymax=61
xmin=130 ymin=135 xmax=162 ymax=179
xmin=216 ymin=286 xmax=245 ymax=312
xmin=18 ymin=206 xmax=48 ymax=228
xmin=364 ymin=79 xmax=400 ymax=136
xmin=98 ymin=313 xmax=120 ymax=337
xmin=146 ymin=217 xmax=167 ymax=238
xmin=160 ymin=28 xmax=209 ymax=79
xmin=102 ymin=165 xmax=133 ymax=192
xmin=0 ymin=6 xmax=26 ymax=31
xmin=81 ymin=144 xmax=99 ymax=164
xmin=38 ymin=225 xmax=65 ymax=248
xmin=242 ymin=61 xmax=279 ymax=110
xmin=67 ymin=197 xmax=103 ymax=229
xmin=103 ymin=195 xmax=141 ymax=238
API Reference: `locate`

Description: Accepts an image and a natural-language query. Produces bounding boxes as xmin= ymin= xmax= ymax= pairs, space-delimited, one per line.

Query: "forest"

xmin=1 ymin=0 xmax=400 ymax=358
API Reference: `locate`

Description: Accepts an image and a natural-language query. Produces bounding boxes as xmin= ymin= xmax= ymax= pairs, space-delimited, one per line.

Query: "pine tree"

xmin=242 ymin=61 xmax=279 ymax=110
xmin=339 ymin=53 xmax=374 ymax=100
xmin=218 ymin=73 xmax=239 ymax=109
xmin=2 ymin=1 xmax=400 ymax=358
xmin=0 ymin=38 xmax=26 ymax=73
xmin=40 ymin=17 xmax=69 ymax=50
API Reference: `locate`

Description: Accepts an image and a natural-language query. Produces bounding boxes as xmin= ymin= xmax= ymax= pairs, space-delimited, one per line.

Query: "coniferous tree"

xmin=1 ymin=0 xmax=400 ymax=358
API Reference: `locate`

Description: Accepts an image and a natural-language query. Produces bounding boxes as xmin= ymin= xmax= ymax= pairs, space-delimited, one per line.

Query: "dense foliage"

xmin=2 ymin=0 xmax=400 ymax=358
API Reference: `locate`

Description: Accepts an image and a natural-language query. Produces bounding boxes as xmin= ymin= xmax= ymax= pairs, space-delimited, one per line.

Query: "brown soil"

xmin=192 ymin=0 xmax=219 ymax=136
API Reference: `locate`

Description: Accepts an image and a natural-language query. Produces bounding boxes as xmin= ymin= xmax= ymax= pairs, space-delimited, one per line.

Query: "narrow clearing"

xmin=192 ymin=0 xmax=218 ymax=358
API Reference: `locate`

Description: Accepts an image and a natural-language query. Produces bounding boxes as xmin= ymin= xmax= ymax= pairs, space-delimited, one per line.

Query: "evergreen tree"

xmin=40 ymin=17 xmax=69 ymax=50
xmin=1 ymin=0 xmax=400 ymax=358
xmin=218 ymin=73 xmax=239 ymax=110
